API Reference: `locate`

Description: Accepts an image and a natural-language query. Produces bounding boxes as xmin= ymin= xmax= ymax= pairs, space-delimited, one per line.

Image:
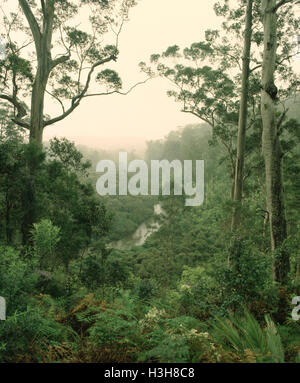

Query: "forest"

xmin=0 ymin=0 xmax=300 ymax=364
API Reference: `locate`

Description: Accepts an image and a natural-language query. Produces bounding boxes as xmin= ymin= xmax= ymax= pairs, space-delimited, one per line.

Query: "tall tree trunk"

xmin=21 ymin=175 xmax=35 ymax=245
xmin=19 ymin=0 xmax=54 ymax=145
xmin=5 ymin=181 xmax=12 ymax=244
xmin=30 ymin=63 xmax=49 ymax=144
xmin=232 ymin=0 xmax=253 ymax=231
xmin=18 ymin=1 xmax=55 ymax=243
xmin=261 ymin=0 xmax=289 ymax=284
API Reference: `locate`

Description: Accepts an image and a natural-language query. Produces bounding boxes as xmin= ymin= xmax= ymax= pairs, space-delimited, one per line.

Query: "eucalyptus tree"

xmin=0 ymin=0 xmax=141 ymax=242
xmin=145 ymin=0 xmax=299 ymax=227
xmin=260 ymin=0 xmax=300 ymax=284
xmin=143 ymin=28 xmax=258 ymax=201
xmin=142 ymin=2 xmax=271 ymax=201
xmin=232 ymin=0 xmax=253 ymax=230
xmin=208 ymin=0 xmax=300 ymax=281
xmin=0 ymin=0 xmax=139 ymax=144
xmin=0 ymin=103 xmax=26 ymax=244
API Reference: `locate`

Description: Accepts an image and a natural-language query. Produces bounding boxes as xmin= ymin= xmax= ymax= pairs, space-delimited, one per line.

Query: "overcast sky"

xmin=2 ymin=1 xmax=299 ymax=150
xmin=42 ymin=0 xmax=222 ymax=149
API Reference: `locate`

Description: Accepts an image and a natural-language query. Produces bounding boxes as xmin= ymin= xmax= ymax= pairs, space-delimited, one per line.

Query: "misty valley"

xmin=0 ymin=0 xmax=299 ymax=366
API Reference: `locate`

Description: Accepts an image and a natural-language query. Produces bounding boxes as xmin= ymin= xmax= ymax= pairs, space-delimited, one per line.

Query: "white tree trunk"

xmin=261 ymin=0 xmax=289 ymax=284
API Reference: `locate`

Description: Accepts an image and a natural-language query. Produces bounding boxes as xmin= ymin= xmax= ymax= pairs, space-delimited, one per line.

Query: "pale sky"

xmin=43 ymin=0 xmax=222 ymax=149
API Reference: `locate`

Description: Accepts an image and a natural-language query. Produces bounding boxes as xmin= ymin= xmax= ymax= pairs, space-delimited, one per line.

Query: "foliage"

xmin=211 ymin=309 xmax=285 ymax=363
xmin=0 ymin=0 xmax=299 ymax=364
xmin=31 ymin=219 xmax=61 ymax=269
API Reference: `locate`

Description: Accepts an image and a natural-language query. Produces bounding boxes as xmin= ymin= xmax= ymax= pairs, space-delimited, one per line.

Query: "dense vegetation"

xmin=0 ymin=0 xmax=300 ymax=364
xmin=78 ymin=146 xmax=157 ymax=242
xmin=0 ymin=118 xmax=299 ymax=362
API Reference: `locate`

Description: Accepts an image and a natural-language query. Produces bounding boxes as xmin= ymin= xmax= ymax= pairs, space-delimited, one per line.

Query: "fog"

xmin=42 ymin=0 xmax=222 ymax=149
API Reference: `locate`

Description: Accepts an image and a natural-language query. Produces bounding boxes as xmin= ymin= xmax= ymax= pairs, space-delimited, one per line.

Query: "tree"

xmin=30 ymin=218 xmax=60 ymax=269
xmin=0 ymin=0 xmax=141 ymax=144
xmin=146 ymin=1 xmax=299 ymax=238
xmin=212 ymin=0 xmax=300 ymax=272
xmin=0 ymin=0 xmax=144 ymax=241
xmin=232 ymin=0 xmax=253 ymax=230
xmin=145 ymin=43 xmax=239 ymax=199
xmin=260 ymin=0 xmax=299 ymax=284
xmin=0 ymin=103 xmax=26 ymax=244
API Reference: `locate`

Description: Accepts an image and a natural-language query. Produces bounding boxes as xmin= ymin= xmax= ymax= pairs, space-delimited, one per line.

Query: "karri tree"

xmin=260 ymin=0 xmax=300 ymax=284
xmin=232 ymin=0 xmax=253 ymax=230
xmin=145 ymin=41 xmax=240 ymax=199
xmin=0 ymin=0 xmax=142 ymax=144
xmin=144 ymin=22 xmax=263 ymax=202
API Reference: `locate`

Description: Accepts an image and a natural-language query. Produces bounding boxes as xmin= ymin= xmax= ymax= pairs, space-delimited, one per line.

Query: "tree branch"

xmin=81 ymin=77 xmax=153 ymax=98
xmin=43 ymin=102 xmax=77 ymax=127
xmin=44 ymin=75 xmax=152 ymax=127
xmin=45 ymin=89 xmax=65 ymax=114
xmin=273 ymin=0 xmax=298 ymax=12
xmin=41 ymin=0 xmax=46 ymax=16
xmin=11 ymin=118 xmax=30 ymax=129
xmin=72 ymin=55 xmax=117 ymax=105
xmin=182 ymin=108 xmax=215 ymax=128
xmin=250 ymin=64 xmax=262 ymax=73
xmin=0 ymin=94 xmax=27 ymax=118
xmin=50 ymin=53 xmax=71 ymax=70
xmin=277 ymin=108 xmax=288 ymax=135
xmin=18 ymin=0 xmax=41 ymax=53
xmin=0 ymin=93 xmax=30 ymax=129
xmin=43 ymin=55 xmax=116 ymax=126
xmin=276 ymin=52 xmax=300 ymax=68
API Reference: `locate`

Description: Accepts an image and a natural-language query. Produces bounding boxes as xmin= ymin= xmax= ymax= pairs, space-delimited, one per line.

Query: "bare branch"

xmin=15 ymin=39 xmax=34 ymax=54
xmin=44 ymin=75 xmax=152 ymax=127
xmin=250 ymin=64 xmax=262 ymax=73
xmin=45 ymin=89 xmax=65 ymax=114
xmin=109 ymin=17 xmax=125 ymax=49
xmin=273 ymin=0 xmax=299 ymax=12
xmin=81 ymin=77 xmax=154 ymax=99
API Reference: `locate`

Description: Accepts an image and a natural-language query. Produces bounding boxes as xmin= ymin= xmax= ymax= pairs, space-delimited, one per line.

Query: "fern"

xmin=211 ymin=309 xmax=285 ymax=362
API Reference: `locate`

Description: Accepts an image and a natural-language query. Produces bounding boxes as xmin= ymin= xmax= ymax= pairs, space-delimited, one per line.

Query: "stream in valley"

xmin=108 ymin=204 xmax=165 ymax=250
